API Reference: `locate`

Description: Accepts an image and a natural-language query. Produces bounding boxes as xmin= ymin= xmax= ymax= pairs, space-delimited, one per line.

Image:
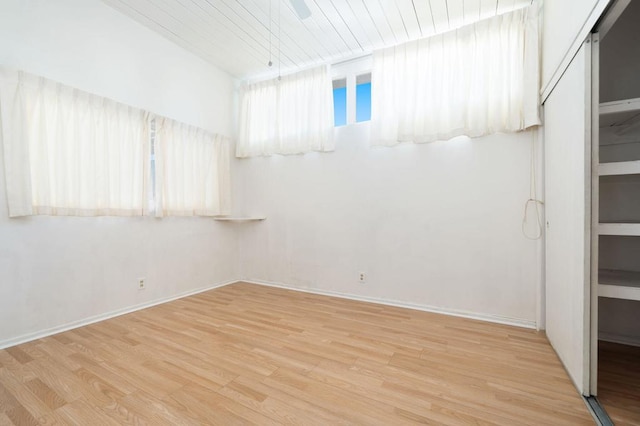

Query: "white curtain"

xmin=0 ymin=68 xmax=147 ymax=217
xmin=155 ymin=118 xmax=230 ymax=217
xmin=237 ymin=66 xmax=334 ymax=157
xmin=371 ymin=5 xmax=540 ymax=147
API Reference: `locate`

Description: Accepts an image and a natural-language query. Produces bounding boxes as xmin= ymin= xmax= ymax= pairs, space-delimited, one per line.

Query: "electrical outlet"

xmin=359 ymin=272 xmax=366 ymax=283
xmin=138 ymin=278 xmax=146 ymax=290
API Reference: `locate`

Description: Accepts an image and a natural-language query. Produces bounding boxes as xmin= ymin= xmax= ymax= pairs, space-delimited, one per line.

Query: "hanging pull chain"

xmin=268 ymin=0 xmax=273 ymax=67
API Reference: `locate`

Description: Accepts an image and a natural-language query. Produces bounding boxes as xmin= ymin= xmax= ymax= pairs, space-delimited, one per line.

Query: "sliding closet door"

xmin=544 ymin=36 xmax=594 ymax=396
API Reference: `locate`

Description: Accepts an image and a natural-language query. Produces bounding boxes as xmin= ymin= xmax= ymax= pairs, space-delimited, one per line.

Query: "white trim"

xmin=599 ymin=332 xmax=640 ymax=348
xmin=582 ymin=36 xmax=594 ymax=396
xmin=600 ymin=97 xmax=640 ymax=115
xmin=599 ymin=223 xmax=640 ymax=236
xmin=537 ymin=116 xmax=547 ymax=332
xmin=541 ymin=0 xmax=609 ymax=104
xmin=0 ymin=279 xmax=237 ymax=350
xmin=599 ymin=284 xmax=640 ymax=301
xmin=589 ymin=32 xmax=600 ymax=395
xmin=2 ymin=278 xmax=539 ymax=350
xmin=597 ymin=0 xmax=631 ymax=41
xmin=242 ymin=279 xmax=537 ymax=329
xmin=599 ymin=160 xmax=640 ymax=176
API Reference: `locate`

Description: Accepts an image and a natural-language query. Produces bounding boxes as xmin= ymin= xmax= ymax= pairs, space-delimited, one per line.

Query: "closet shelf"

xmin=599 ymin=160 xmax=640 ymax=176
xmin=599 ymin=284 xmax=640 ymax=301
xmin=599 ymin=223 xmax=640 ymax=236
xmin=214 ymin=216 xmax=266 ymax=222
xmin=599 ymin=270 xmax=640 ymax=301
xmin=600 ymin=97 xmax=640 ymax=115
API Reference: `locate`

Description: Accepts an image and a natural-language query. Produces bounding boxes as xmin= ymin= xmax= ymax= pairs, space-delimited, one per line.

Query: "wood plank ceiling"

xmin=101 ymin=0 xmax=532 ymax=80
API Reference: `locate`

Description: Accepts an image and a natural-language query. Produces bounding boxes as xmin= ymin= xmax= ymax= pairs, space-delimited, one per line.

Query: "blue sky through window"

xmin=333 ymin=86 xmax=347 ymax=126
xmin=356 ymin=82 xmax=371 ymax=122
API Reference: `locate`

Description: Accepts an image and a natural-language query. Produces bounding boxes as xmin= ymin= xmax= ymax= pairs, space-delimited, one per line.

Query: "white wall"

xmin=0 ymin=0 xmax=239 ymax=347
xmin=0 ymin=0 xmax=232 ymax=134
xmin=541 ymin=0 xmax=608 ymax=98
xmin=235 ymin=124 xmax=542 ymax=327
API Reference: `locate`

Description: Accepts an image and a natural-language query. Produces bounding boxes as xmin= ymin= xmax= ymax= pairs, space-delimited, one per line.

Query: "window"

xmin=356 ymin=73 xmax=371 ymax=123
xmin=0 ymin=69 xmax=147 ymax=217
xmin=237 ymin=66 xmax=334 ymax=157
xmin=0 ymin=67 xmax=231 ymax=218
xmin=333 ymin=78 xmax=347 ymax=127
xmin=330 ymin=61 xmax=372 ymax=128
xmin=370 ymin=6 xmax=540 ymax=146
xmin=155 ymin=118 xmax=230 ymax=217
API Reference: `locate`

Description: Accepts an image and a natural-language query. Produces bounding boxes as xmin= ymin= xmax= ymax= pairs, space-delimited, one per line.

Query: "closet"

xmin=593 ymin=0 xmax=640 ymax=421
xmin=541 ymin=0 xmax=640 ymax=421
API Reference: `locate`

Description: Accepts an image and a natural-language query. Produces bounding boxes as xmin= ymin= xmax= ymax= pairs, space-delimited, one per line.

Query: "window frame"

xmin=331 ymin=56 xmax=372 ymax=127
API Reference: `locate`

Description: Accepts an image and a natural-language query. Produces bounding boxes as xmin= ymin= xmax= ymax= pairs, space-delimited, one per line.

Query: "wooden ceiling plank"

xmin=375 ymin=0 xmax=411 ymax=44
xmin=394 ymin=0 xmax=424 ymax=40
xmin=103 ymin=0 xmax=534 ymax=80
xmin=446 ymin=0 xmax=466 ymax=30
xmin=102 ymin=0 xmax=255 ymax=76
xmin=411 ymin=0 xmax=437 ymax=37
xmin=219 ymin=0 xmax=325 ymax=68
xmin=428 ymin=0 xmax=450 ymax=34
xmin=232 ymin=0 xmax=327 ymax=64
xmin=340 ymin=0 xmax=384 ymax=49
xmin=273 ymin=0 xmax=350 ymax=59
xmin=167 ymin=0 xmax=291 ymax=67
xmin=479 ymin=0 xmax=497 ymax=19
xmin=307 ymin=0 xmax=362 ymax=53
xmin=327 ymin=0 xmax=374 ymax=51
xmin=137 ymin=0 xmax=275 ymax=69
xmin=196 ymin=0 xmax=299 ymax=69
xmin=360 ymin=0 xmax=398 ymax=46
xmin=496 ymin=0 xmax=511 ymax=14
xmin=497 ymin=0 xmax=534 ymax=15
xmin=463 ymin=0 xmax=482 ymax=25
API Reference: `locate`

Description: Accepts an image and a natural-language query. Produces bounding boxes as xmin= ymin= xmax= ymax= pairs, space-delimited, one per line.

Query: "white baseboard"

xmin=1 ymin=278 xmax=538 ymax=350
xmin=599 ymin=332 xmax=640 ymax=348
xmin=0 ymin=279 xmax=236 ymax=351
xmin=242 ymin=279 xmax=537 ymax=330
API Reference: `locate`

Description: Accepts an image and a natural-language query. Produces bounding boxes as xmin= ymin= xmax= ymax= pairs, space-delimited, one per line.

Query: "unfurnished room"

xmin=0 ymin=0 xmax=639 ymax=424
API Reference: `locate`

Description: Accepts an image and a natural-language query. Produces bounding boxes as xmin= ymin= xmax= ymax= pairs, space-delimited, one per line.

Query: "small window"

xmin=356 ymin=73 xmax=371 ymax=122
xmin=333 ymin=78 xmax=347 ymax=127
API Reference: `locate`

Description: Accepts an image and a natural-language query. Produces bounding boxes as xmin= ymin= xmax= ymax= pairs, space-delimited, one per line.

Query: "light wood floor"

xmin=598 ymin=341 xmax=640 ymax=425
xmin=0 ymin=282 xmax=593 ymax=425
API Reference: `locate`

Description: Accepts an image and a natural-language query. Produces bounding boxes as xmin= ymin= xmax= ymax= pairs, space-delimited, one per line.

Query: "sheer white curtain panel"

xmin=155 ymin=118 xmax=230 ymax=217
xmin=0 ymin=68 xmax=147 ymax=217
xmin=237 ymin=66 xmax=334 ymax=157
xmin=371 ymin=5 xmax=540 ymax=147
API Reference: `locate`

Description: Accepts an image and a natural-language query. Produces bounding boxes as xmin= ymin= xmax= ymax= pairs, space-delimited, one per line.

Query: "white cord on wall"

xmin=522 ymin=131 xmax=544 ymax=240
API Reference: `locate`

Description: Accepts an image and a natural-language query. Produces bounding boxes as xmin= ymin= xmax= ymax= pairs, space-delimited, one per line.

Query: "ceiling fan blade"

xmin=290 ymin=0 xmax=311 ymax=19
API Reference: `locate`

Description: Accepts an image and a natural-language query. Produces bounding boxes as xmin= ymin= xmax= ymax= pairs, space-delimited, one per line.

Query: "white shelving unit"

xmin=597 ymin=97 xmax=640 ymax=302
xmin=599 ymin=160 xmax=640 ymax=176
xmin=600 ymin=97 xmax=640 ymax=115
xmin=599 ymin=223 xmax=640 ymax=236
xmin=599 ymin=269 xmax=640 ymax=301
